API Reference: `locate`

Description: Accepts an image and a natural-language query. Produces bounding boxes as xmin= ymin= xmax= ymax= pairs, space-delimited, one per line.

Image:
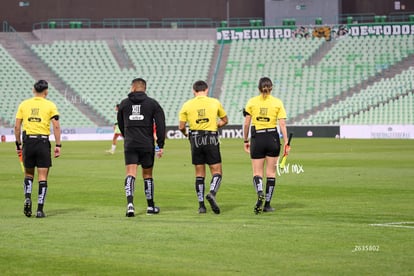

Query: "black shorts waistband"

xmin=27 ymin=135 xmax=49 ymax=139
xmin=189 ymin=130 xmax=218 ymax=136
xmin=255 ymin=128 xmax=277 ymax=134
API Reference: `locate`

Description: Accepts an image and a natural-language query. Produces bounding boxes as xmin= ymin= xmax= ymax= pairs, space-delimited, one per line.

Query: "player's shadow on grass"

xmin=46 ymin=208 xmax=86 ymax=217
xmin=275 ymin=202 xmax=306 ymax=210
xmin=222 ymin=202 xmax=306 ymax=213
xmin=222 ymin=203 xmax=245 ymax=213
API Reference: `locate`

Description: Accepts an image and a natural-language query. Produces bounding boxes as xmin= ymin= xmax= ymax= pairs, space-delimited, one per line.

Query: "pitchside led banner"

xmin=217 ymin=22 xmax=414 ymax=43
xmin=2 ymin=125 xmax=413 ymax=141
xmin=340 ymin=125 xmax=414 ymax=139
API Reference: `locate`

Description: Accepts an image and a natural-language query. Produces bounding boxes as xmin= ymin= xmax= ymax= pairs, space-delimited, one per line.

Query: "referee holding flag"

xmin=243 ymin=77 xmax=289 ymax=214
xmin=14 ymin=80 xmax=61 ymax=218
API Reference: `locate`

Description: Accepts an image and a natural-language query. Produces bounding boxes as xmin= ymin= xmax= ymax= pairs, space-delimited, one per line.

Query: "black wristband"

xmin=244 ymin=140 xmax=249 ymax=143
xmin=56 ymin=144 xmax=62 ymax=148
xmin=15 ymin=141 xmax=22 ymax=149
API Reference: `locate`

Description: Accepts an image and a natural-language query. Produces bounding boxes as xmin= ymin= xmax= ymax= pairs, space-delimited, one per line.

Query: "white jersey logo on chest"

xmin=129 ymin=105 xmax=144 ymax=120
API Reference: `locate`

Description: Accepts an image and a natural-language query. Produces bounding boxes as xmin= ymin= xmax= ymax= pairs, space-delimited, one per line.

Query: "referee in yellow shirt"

xmin=14 ymin=80 xmax=62 ymax=218
xmin=243 ymin=77 xmax=289 ymax=214
xmin=179 ymin=80 xmax=228 ymax=214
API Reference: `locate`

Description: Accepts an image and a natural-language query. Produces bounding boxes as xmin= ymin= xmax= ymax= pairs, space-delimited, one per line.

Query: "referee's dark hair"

xmin=131 ymin=78 xmax=146 ymax=88
xmin=193 ymin=80 xmax=208 ymax=92
xmin=34 ymin=80 xmax=48 ymax=93
xmin=258 ymin=77 xmax=273 ymax=94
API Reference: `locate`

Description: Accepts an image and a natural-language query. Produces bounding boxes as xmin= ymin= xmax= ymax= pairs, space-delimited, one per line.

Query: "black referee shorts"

xmin=250 ymin=131 xmax=281 ymax=159
xmin=124 ymin=148 xmax=155 ymax=169
xmin=189 ymin=132 xmax=222 ymax=165
xmin=23 ymin=138 xmax=52 ymax=168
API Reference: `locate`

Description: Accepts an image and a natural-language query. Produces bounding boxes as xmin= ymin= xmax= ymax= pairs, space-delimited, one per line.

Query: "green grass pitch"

xmin=0 ymin=138 xmax=413 ymax=275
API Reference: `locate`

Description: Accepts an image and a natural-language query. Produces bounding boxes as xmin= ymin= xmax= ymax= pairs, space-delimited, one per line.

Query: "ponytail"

xmin=258 ymin=77 xmax=273 ymax=96
xmin=262 ymin=87 xmax=271 ymax=94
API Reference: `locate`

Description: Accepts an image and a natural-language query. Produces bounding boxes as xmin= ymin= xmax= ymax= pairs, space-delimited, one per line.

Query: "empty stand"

xmin=0 ymin=44 xmax=96 ymax=127
xmin=220 ymin=38 xmax=324 ymax=124
xmin=32 ymin=39 xmax=215 ymax=126
xmin=3 ymin=30 xmax=414 ymax=128
xmin=123 ymin=40 xmax=214 ymax=124
xmin=220 ymin=35 xmax=414 ymax=125
xmin=299 ymin=67 xmax=414 ymax=125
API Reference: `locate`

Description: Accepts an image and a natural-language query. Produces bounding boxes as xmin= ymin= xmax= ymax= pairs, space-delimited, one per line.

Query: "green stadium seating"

xmin=32 ymin=40 xmax=215 ymax=126
xmin=221 ymin=34 xmax=414 ymax=125
xmin=298 ymin=67 xmax=414 ymax=125
xmin=3 ymin=33 xmax=414 ymax=127
xmin=0 ymin=44 xmax=95 ymax=127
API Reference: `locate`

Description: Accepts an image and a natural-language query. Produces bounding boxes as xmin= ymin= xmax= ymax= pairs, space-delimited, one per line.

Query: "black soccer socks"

xmin=37 ymin=181 xmax=47 ymax=211
xmin=195 ymin=177 xmax=205 ymax=204
xmin=125 ymin=175 xmax=135 ymax=204
xmin=265 ymin=177 xmax=276 ymax=204
xmin=253 ymin=175 xmax=263 ymax=194
xmin=209 ymin=174 xmax=222 ymax=195
xmin=144 ymin=178 xmax=154 ymax=207
xmin=23 ymin=176 xmax=33 ymax=199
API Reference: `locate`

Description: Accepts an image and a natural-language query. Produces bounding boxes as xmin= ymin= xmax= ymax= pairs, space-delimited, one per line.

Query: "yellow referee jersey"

xmin=179 ymin=95 xmax=227 ymax=131
xmin=245 ymin=94 xmax=286 ymax=130
xmin=15 ymin=97 xmax=59 ymax=135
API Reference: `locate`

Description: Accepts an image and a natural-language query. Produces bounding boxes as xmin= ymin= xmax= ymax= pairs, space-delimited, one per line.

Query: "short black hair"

xmin=193 ymin=80 xmax=208 ymax=92
xmin=34 ymin=80 xmax=48 ymax=92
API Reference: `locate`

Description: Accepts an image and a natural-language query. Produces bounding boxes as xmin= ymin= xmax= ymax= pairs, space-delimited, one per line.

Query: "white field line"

xmin=370 ymin=222 xmax=414 ymax=229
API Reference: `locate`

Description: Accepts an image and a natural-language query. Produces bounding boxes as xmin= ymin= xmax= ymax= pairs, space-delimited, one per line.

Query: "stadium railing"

xmin=338 ymin=13 xmax=376 ymax=24
xmin=161 ymin=18 xmax=215 ymax=28
xmin=388 ymin=12 xmax=414 ymax=22
xmin=102 ymin=18 xmax=150 ymax=28
xmin=31 ymin=17 xmax=265 ymax=30
xmin=275 ymin=12 xmax=413 ymax=26
xmin=48 ymin=18 xmax=91 ymax=29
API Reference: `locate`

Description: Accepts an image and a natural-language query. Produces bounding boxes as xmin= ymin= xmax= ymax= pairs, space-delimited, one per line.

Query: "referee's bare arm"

xmin=14 ymin=118 xmax=23 ymax=146
xmin=279 ymin=118 xmax=288 ymax=146
xmin=117 ymin=107 xmax=125 ymax=137
xmin=178 ymin=121 xmax=188 ymax=137
xmin=217 ymin=115 xmax=228 ymax=129
xmin=52 ymin=117 xmax=61 ymax=157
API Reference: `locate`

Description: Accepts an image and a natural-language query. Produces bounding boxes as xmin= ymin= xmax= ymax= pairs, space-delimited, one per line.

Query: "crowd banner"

xmin=216 ymin=22 xmax=414 ymax=43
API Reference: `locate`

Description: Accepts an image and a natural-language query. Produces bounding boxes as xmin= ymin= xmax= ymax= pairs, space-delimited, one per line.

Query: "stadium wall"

xmin=1 ymin=0 xmax=263 ymax=31
xmin=265 ymin=0 xmax=414 ymax=26
xmin=32 ymin=28 xmax=216 ymax=41
xmin=3 ymin=0 xmax=413 ymax=32
xmin=265 ymin=0 xmax=341 ymax=26
xmin=342 ymin=0 xmax=414 ymax=15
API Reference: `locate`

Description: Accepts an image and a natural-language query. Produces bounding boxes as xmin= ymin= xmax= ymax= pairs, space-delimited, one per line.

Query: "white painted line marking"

xmin=370 ymin=222 xmax=414 ymax=229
